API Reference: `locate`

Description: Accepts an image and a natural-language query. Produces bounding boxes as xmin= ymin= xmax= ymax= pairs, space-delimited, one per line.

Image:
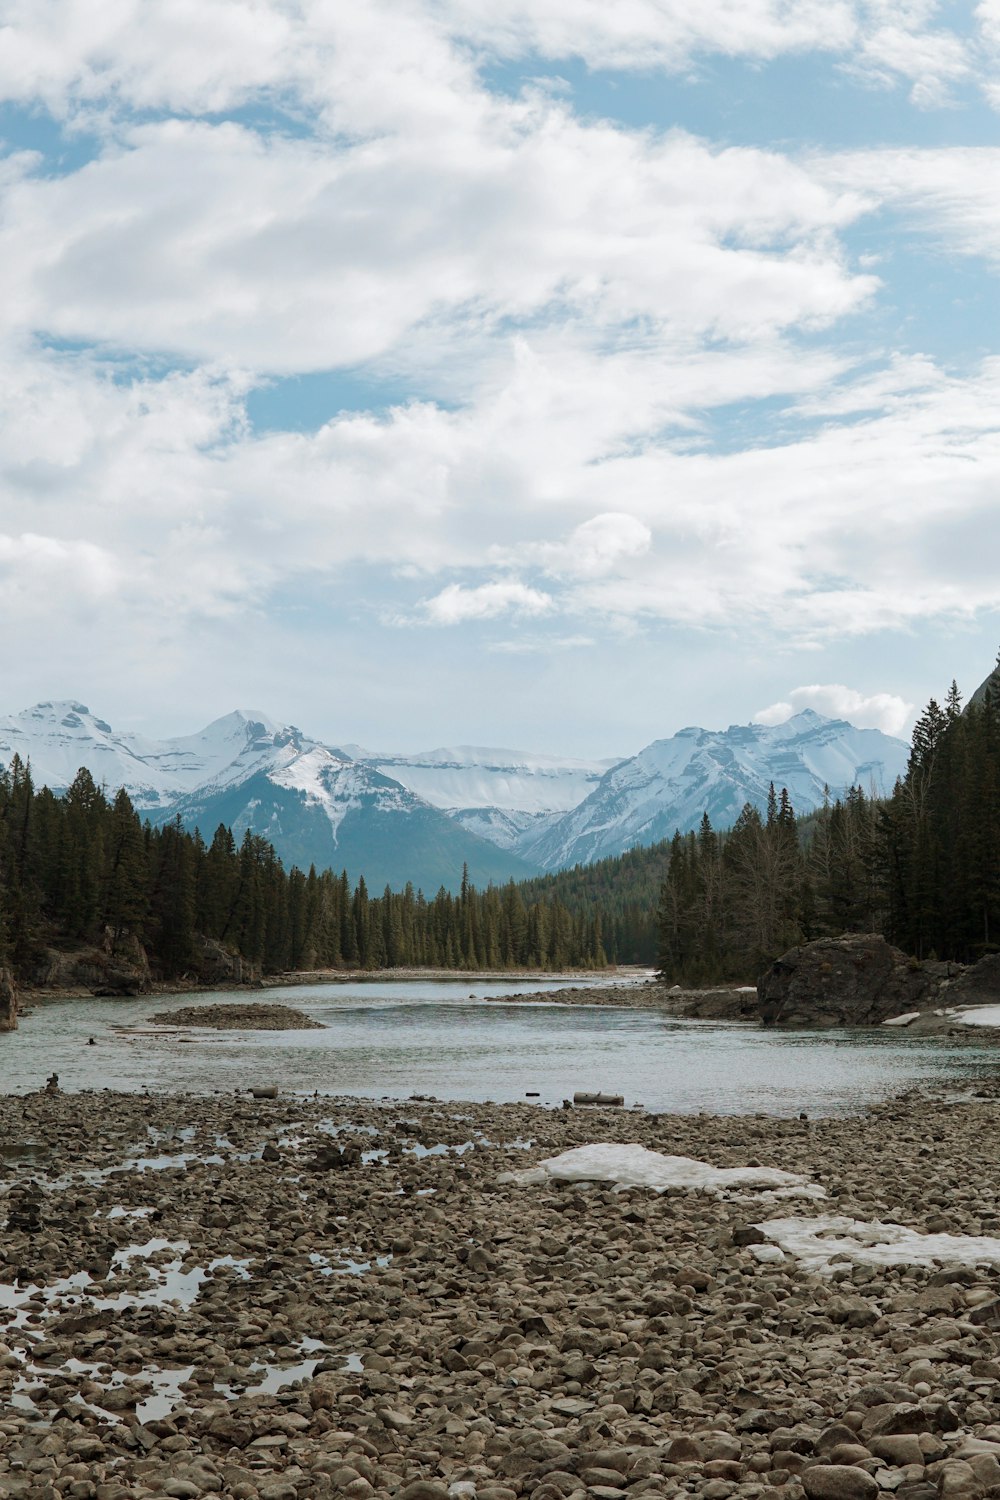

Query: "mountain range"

xmin=0 ymin=700 xmax=911 ymax=891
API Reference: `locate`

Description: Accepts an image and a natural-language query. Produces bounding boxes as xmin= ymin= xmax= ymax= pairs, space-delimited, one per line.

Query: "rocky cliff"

xmin=757 ymin=934 xmax=955 ymax=1027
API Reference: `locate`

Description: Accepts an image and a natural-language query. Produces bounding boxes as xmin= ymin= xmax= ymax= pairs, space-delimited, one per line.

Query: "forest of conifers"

xmin=0 ymin=664 xmax=996 ymax=983
xmin=657 ymin=673 xmax=1000 ymax=983
xmin=0 ymin=762 xmax=608 ymax=978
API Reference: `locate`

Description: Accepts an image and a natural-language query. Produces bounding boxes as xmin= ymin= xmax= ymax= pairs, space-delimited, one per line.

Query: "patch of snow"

xmin=498 ymin=1143 xmax=821 ymax=1197
xmin=270 ymin=753 xmax=414 ymax=842
xmin=750 ymin=1244 xmax=787 ymax=1264
xmin=944 ymin=1006 xmax=1000 ymax=1028
xmin=882 ymin=1011 xmax=921 ymax=1027
xmin=759 ymin=1214 xmax=1000 ymax=1274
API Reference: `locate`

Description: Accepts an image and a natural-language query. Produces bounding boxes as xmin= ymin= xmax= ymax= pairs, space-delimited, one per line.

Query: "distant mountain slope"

xmin=0 ymin=700 xmax=188 ymax=806
xmin=1 ymin=699 xmax=910 ymax=886
xmin=523 ymin=710 xmax=910 ymax=870
xmin=3 ymin=702 xmax=535 ymax=893
xmin=970 ymin=659 xmax=1000 ymax=710
xmin=356 ymin=745 xmax=616 ymax=853
xmin=0 ymin=702 xmax=304 ymax=808
xmin=160 ymin=763 xmax=535 ymax=893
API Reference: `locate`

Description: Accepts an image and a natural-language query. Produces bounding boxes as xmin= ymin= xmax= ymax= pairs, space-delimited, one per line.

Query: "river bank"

xmin=16 ymin=966 xmax=648 ymax=1007
xmin=487 ymin=981 xmax=756 ymax=1018
xmin=6 ymin=1083 xmax=1000 ymax=1499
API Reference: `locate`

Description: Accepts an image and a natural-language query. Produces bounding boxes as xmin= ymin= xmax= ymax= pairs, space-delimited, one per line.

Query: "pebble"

xmin=5 ymin=1080 xmax=1000 ymax=1500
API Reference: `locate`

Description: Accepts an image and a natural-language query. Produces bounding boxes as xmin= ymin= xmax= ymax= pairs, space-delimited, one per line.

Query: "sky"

xmin=2 ymin=1 xmax=1000 ymax=757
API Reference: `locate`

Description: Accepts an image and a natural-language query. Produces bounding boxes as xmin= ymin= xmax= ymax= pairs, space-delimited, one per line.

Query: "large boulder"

xmin=757 ymin=934 xmax=951 ymax=1027
xmin=191 ymin=935 xmax=253 ymax=986
xmin=0 ymin=967 xmax=17 ymax=1031
xmin=944 ymin=952 xmax=1000 ymax=1006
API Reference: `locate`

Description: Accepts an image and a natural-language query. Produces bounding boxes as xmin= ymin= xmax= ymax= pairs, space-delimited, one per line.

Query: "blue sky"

xmin=1 ymin=0 xmax=999 ymax=755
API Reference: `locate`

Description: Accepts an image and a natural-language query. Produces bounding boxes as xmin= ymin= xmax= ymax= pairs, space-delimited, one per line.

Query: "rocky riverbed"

xmin=149 ymin=1004 xmax=326 ymax=1032
xmin=491 ymin=983 xmax=759 ymax=1021
xmin=6 ymin=1083 xmax=1000 ymax=1500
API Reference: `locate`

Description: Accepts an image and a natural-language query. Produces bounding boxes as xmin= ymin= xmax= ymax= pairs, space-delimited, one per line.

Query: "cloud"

xmin=420 ymin=580 xmax=556 ymax=625
xmin=0 ymin=0 xmax=975 ymax=122
xmin=0 ymin=114 xmax=876 ymax=375
xmin=818 ymin=146 xmax=1000 ymax=259
xmin=0 ymin=0 xmax=999 ymax=748
xmin=754 ymin=684 xmax=914 ymax=734
xmin=2 ymin=332 xmax=1000 ymax=656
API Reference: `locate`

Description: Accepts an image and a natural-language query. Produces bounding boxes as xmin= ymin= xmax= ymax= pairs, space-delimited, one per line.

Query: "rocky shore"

xmin=500 ymin=939 xmax=1000 ymax=1037
xmin=489 ymin=983 xmax=758 ymax=1020
xmin=149 ymin=1004 xmax=326 ymax=1031
xmin=6 ymin=1084 xmax=1000 ymax=1500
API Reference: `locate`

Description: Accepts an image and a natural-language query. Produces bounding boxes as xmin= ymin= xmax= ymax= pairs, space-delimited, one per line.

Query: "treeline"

xmin=518 ymin=842 xmax=668 ymax=965
xmin=0 ymin=761 xmax=607 ymax=980
xmin=657 ymin=665 xmax=1000 ymax=983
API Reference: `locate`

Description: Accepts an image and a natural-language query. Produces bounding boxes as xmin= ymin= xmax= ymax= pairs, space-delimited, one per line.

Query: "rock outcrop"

xmin=945 ymin=952 xmax=1000 ymax=1006
xmin=27 ymin=928 xmax=151 ymax=996
xmin=757 ymin=934 xmax=953 ymax=1027
xmin=191 ymin=934 xmax=255 ymax=987
xmin=0 ymin=967 xmax=17 ymax=1031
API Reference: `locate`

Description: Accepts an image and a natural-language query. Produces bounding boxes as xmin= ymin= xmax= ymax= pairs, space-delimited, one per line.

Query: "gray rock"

xmin=757 ymin=936 xmax=951 ymax=1027
xmin=802 ymin=1465 xmax=880 ymax=1500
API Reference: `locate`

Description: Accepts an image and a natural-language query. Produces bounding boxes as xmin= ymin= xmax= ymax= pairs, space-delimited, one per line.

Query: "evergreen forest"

xmin=1 ymin=660 xmax=997 ymax=987
xmin=0 ymin=762 xmax=608 ymax=980
xmin=657 ymin=668 xmax=1000 ymax=983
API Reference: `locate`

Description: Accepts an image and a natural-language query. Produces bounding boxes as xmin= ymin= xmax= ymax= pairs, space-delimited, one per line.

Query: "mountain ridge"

xmin=0 ymin=699 xmax=910 ymax=888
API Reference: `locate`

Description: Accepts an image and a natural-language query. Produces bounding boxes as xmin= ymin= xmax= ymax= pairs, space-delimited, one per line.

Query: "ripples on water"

xmin=1 ymin=976 xmax=994 ymax=1115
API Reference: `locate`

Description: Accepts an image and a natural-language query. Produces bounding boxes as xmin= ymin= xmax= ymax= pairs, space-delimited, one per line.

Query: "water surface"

xmin=2 ymin=976 xmax=996 ymax=1115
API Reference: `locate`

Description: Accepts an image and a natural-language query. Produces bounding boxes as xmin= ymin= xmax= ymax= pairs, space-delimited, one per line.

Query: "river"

xmin=1 ymin=975 xmax=996 ymax=1115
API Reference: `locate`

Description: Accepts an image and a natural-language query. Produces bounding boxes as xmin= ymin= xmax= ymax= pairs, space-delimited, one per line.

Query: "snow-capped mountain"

xmin=0 ymin=702 xmax=307 ymax=807
xmin=522 ymin=710 xmax=910 ymax=870
xmin=356 ymin=746 xmax=616 ymax=853
xmin=1 ymin=702 xmax=535 ymax=892
xmin=1 ymin=700 xmax=911 ymax=885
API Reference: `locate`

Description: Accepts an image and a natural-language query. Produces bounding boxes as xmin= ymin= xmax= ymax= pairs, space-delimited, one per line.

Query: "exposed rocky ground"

xmin=489 ymin=985 xmax=759 ymax=1021
xmin=6 ymin=1084 xmax=1000 ymax=1499
xmin=149 ymin=1005 xmax=325 ymax=1032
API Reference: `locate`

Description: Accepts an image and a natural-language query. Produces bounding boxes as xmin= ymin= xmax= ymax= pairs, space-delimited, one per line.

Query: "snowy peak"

xmin=359 ymin=744 xmax=615 ymax=816
xmin=0 ymin=701 xmax=180 ymax=804
xmin=0 ymin=701 xmax=536 ymax=892
xmin=522 ymin=711 xmax=910 ymax=871
xmin=0 ymin=698 xmax=913 ymax=883
xmin=162 ymin=711 xmax=332 ymax=796
xmin=0 ymin=701 xmax=336 ymax=808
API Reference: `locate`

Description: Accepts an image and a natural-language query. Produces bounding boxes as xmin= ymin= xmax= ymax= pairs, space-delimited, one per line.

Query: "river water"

xmin=1 ymin=976 xmax=996 ymax=1115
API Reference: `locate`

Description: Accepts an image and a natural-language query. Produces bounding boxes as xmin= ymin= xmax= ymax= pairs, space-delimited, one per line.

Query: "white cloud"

xmin=818 ymin=146 xmax=1000 ymax=263
xmin=754 ymin=684 xmax=914 ymax=734
xmin=0 ymin=0 xmax=998 ymax=744
xmin=0 ymin=114 xmax=875 ymax=375
xmin=420 ymin=580 xmax=556 ymax=624
xmin=2 ymin=333 xmax=1000 ymax=657
xmin=0 ymin=0 xmax=975 ymax=122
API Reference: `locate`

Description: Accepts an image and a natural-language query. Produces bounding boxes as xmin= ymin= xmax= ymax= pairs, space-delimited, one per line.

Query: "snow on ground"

xmin=754 ymin=1214 xmax=1000 ymax=1273
xmin=945 ymin=1006 xmax=1000 ymax=1027
xmin=499 ymin=1143 xmax=822 ymax=1197
xmin=881 ymin=1011 xmax=921 ymax=1027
